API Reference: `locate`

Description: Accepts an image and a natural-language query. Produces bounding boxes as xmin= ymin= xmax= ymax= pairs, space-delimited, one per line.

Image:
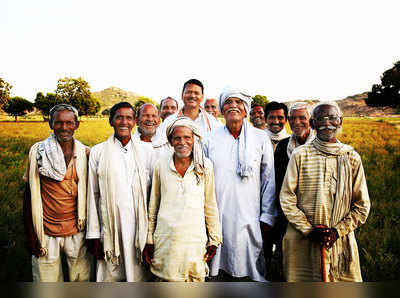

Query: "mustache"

xmin=227 ymin=108 xmax=241 ymax=113
xmin=143 ymin=121 xmax=157 ymax=126
xmin=318 ymin=126 xmax=336 ymax=131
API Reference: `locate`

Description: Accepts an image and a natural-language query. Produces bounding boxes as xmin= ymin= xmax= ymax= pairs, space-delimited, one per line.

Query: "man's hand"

xmin=308 ymin=225 xmax=330 ymax=246
xmin=143 ymin=244 xmax=154 ymax=265
xmin=86 ymin=239 xmax=104 ymax=260
xmin=323 ymin=228 xmax=339 ymax=249
xmin=204 ymin=245 xmax=217 ymax=262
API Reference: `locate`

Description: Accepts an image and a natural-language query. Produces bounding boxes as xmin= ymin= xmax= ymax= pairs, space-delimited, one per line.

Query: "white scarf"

xmin=37 ymin=133 xmax=71 ymax=181
xmin=286 ymin=129 xmax=315 ymax=158
xmin=98 ymin=136 xmax=148 ymax=265
xmin=265 ymin=128 xmax=290 ymax=143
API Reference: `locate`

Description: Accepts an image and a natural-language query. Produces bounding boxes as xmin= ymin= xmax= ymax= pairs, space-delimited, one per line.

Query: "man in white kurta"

xmin=133 ymin=103 xmax=172 ymax=161
xmin=144 ymin=117 xmax=222 ymax=282
xmin=204 ymin=89 xmax=277 ymax=282
xmin=86 ymin=102 xmax=154 ymax=282
xmin=280 ymin=102 xmax=370 ymax=282
xmin=158 ymin=79 xmax=222 ymax=142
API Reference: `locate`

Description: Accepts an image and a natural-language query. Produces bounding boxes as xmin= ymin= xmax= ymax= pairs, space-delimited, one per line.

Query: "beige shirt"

xmin=280 ymin=142 xmax=370 ymax=281
xmin=147 ymin=154 xmax=222 ymax=281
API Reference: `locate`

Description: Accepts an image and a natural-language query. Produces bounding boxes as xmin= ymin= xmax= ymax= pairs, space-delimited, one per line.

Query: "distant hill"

xmin=92 ymin=87 xmax=141 ymax=111
xmin=283 ymin=92 xmax=399 ymax=117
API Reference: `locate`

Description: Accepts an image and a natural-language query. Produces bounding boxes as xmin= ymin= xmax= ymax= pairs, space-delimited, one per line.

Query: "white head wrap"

xmin=166 ymin=116 xmax=205 ymax=181
xmin=218 ymin=88 xmax=254 ymax=180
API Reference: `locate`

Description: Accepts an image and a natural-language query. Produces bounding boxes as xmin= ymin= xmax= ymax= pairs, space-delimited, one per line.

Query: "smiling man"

xmin=159 ymin=79 xmax=221 ymax=140
xmin=204 ymin=98 xmax=220 ymax=118
xmin=250 ymin=103 xmax=266 ymax=130
xmin=23 ymin=104 xmax=91 ymax=282
xmin=86 ymin=102 xmax=154 ymax=282
xmin=204 ymin=88 xmax=276 ymax=282
xmin=144 ymin=117 xmax=222 ymax=282
xmin=133 ymin=103 xmax=171 ymax=160
xmin=264 ymin=101 xmax=290 ymax=151
xmin=280 ymin=101 xmax=370 ymax=282
xmin=159 ymin=97 xmax=178 ymax=121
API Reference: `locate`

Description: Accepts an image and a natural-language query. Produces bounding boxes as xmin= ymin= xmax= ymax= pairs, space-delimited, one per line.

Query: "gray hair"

xmin=49 ymin=104 xmax=79 ymax=128
xmin=288 ymin=102 xmax=312 ymax=117
xmin=160 ymin=97 xmax=178 ymax=109
xmin=312 ymin=101 xmax=343 ymax=118
xmin=137 ymin=103 xmax=159 ymax=119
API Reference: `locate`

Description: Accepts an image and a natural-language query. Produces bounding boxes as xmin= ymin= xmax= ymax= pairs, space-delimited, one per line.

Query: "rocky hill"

xmin=92 ymin=87 xmax=141 ymax=111
xmin=284 ymin=92 xmax=398 ymax=117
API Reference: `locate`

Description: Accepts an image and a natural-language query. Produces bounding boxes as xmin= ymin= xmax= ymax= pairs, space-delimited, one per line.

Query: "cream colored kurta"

xmin=280 ymin=142 xmax=370 ymax=282
xmin=147 ymin=154 xmax=222 ymax=281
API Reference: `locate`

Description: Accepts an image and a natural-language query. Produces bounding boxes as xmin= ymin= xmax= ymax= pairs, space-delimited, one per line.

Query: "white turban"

xmin=218 ymin=88 xmax=254 ymax=180
xmin=166 ymin=116 xmax=205 ymax=181
xmin=218 ymin=89 xmax=252 ymax=115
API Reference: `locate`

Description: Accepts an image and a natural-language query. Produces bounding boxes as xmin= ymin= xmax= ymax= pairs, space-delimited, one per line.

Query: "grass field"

xmin=0 ymin=117 xmax=399 ymax=281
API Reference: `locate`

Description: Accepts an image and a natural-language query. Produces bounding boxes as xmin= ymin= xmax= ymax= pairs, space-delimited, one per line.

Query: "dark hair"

xmin=160 ymin=97 xmax=178 ymax=109
xmin=182 ymin=79 xmax=204 ymax=96
xmin=264 ymin=101 xmax=288 ymax=119
xmin=109 ymin=102 xmax=135 ymax=125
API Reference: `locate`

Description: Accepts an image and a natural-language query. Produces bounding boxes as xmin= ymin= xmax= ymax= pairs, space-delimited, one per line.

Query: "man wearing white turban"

xmin=144 ymin=117 xmax=222 ymax=282
xmin=203 ymin=89 xmax=277 ymax=282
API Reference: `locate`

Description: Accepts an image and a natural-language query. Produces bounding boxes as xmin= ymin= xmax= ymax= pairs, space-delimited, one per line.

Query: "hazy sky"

xmin=1 ymin=0 xmax=399 ymax=104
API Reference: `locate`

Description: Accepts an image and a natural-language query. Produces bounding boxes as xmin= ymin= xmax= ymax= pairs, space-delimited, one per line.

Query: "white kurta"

xmin=133 ymin=128 xmax=172 ymax=161
xmin=147 ymin=154 xmax=222 ymax=281
xmin=203 ymin=125 xmax=277 ymax=281
xmin=86 ymin=138 xmax=154 ymax=282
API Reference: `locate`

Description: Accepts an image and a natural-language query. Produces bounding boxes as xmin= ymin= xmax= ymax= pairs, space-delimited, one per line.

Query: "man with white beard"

xmin=133 ymin=103 xmax=171 ymax=160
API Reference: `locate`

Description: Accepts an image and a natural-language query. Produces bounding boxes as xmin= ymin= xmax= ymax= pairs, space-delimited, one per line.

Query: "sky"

xmin=1 ymin=0 xmax=399 ymax=104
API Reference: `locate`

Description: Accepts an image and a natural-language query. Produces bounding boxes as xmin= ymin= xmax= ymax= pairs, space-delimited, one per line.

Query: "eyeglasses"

xmin=314 ymin=116 xmax=340 ymax=122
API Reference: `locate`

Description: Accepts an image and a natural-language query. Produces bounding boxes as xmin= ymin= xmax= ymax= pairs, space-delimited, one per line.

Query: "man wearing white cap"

xmin=203 ymin=89 xmax=277 ymax=282
xmin=144 ymin=117 xmax=222 ymax=282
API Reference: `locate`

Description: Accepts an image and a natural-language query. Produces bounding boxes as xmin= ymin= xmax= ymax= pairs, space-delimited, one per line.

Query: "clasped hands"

xmin=308 ymin=225 xmax=339 ymax=249
xmin=143 ymin=244 xmax=218 ymax=265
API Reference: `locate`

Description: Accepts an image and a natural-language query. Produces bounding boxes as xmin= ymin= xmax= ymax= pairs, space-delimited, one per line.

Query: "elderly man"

xmin=143 ymin=117 xmax=222 ymax=282
xmin=86 ymin=102 xmax=154 ymax=282
xmin=23 ymin=104 xmax=91 ymax=282
xmin=133 ymin=103 xmax=171 ymax=160
xmin=250 ymin=103 xmax=266 ymax=130
xmin=160 ymin=79 xmax=221 ymax=139
xmin=159 ymin=97 xmax=178 ymax=121
xmin=264 ymin=101 xmax=290 ymax=151
xmin=204 ymin=89 xmax=276 ymax=282
xmin=280 ymin=102 xmax=370 ymax=282
xmin=204 ymin=98 xmax=220 ymax=118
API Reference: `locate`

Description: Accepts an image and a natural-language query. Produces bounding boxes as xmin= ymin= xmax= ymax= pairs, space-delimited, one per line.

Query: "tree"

xmin=34 ymin=92 xmax=63 ymax=120
xmin=4 ymin=96 xmax=34 ymax=121
xmin=251 ymin=94 xmax=269 ymax=109
xmin=0 ymin=78 xmax=12 ymax=111
xmin=55 ymin=77 xmax=101 ymax=116
xmin=366 ymin=61 xmax=400 ymax=108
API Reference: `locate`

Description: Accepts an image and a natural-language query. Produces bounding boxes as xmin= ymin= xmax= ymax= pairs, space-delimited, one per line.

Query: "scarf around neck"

xmin=286 ymin=129 xmax=315 ymax=158
xmin=312 ymin=136 xmax=354 ymax=279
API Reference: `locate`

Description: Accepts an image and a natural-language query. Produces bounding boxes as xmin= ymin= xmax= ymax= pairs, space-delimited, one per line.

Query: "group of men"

xmin=23 ymin=78 xmax=370 ymax=283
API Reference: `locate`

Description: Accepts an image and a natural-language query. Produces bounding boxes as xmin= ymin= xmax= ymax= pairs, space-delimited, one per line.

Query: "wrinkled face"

xmin=250 ymin=106 xmax=265 ymax=129
xmin=204 ymin=99 xmax=219 ymax=117
xmin=182 ymin=84 xmax=203 ymax=110
xmin=52 ymin=110 xmax=79 ymax=143
xmin=160 ymin=99 xmax=178 ymax=120
xmin=111 ymin=107 xmax=135 ymax=140
xmin=266 ymin=109 xmax=287 ymax=133
xmin=171 ymin=126 xmax=194 ymax=158
xmin=288 ymin=108 xmax=311 ymax=138
xmin=222 ymin=97 xmax=247 ymax=125
xmin=138 ymin=105 xmax=160 ymax=137
xmin=312 ymin=105 xmax=342 ymax=143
